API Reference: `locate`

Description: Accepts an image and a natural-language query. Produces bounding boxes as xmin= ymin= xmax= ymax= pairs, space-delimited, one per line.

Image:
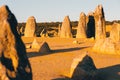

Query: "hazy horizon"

xmin=0 ymin=0 xmax=120 ymax=22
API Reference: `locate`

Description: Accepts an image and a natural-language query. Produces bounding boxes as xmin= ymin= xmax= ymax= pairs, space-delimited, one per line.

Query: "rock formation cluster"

xmin=93 ymin=22 xmax=120 ymax=54
xmin=93 ymin=5 xmax=120 ymax=54
xmin=0 ymin=3 xmax=120 ymax=80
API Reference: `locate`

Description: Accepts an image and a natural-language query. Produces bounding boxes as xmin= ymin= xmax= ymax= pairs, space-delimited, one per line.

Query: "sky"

xmin=0 ymin=0 xmax=120 ymax=22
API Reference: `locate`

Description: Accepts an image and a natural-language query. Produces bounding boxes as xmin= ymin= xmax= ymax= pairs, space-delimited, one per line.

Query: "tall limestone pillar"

xmin=0 ymin=5 xmax=32 ymax=80
xmin=94 ymin=5 xmax=106 ymax=40
xmin=60 ymin=16 xmax=72 ymax=38
xmin=110 ymin=22 xmax=120 ymax=42
xmin=24 ymin=16 xmax=36 ymax=37
xmin=76 ymin=12 xmax=87 ymax=38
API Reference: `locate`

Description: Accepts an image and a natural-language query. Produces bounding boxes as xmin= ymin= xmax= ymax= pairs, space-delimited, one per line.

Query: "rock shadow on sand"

xmin=52 ymin=47 xmax=87 ymax=53
xmin=52 ymin=78 xmax=72 ymax=80
xmin=27 ymin=46 xmax=89 ymax=58
xmin=93 ymin=64 xmax=120 ymax=80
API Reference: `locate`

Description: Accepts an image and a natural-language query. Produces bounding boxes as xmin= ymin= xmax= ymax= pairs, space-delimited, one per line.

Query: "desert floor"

xmin=22 ymin=37 xmax=120 ymax=80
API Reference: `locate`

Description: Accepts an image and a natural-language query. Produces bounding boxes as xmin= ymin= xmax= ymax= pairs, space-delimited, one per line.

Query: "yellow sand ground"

xmin=22 ymin=37 xmax=120 ymax=80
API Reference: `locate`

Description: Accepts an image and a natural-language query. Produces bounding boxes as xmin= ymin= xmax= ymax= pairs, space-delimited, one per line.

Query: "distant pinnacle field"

xmin=0 ymin=4 xmax=120 ymax=80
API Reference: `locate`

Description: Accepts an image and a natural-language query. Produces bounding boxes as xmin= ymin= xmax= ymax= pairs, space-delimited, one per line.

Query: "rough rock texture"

xmin=92 ymin=38 xmax=105 ymax=52
xmin=69 ymin=53 xmax=96 ymax=80
xmin=39 ymin=42 xmax=51 ymax=53
xmin=60 ymin=16 xmax=72 ymax=38
xmin=0 ymin=63 xmax=9 ymax=80
xmin=31 ymin=38 xmax=40 ymax=49
xmin=24 ymin=16 xmax=36 ymax=37
xmin=0 ymin=5 xmax=32 ymax=80
xmin=86 ymin=12 xmax=95 ymax=38
xmin=94 ymin=5 xmax=106 ymax=40
xmin=110 ymin=22 xmax=120 ymax=42
xmin=76 ymin=12 xmax=87 ymax=38
xmin=93 ymin=38 xmax=120 ymax=54
xmin=58 ymin=24 xmax=61 ymax=37
xmin=92 ymin=5 xmax=120 ymax=55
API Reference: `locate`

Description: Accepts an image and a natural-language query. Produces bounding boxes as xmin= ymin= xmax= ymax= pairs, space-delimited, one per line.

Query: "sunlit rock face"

xmin=31 ymin=38 xmax=40 ymax=49
xmin=86 ymin=12 xmax=95 ymax=38
xmin=110 ymin=22 xmax=120 ymax=42
xmin=93 ymin=38 xmax=120 ymax=55
xmin=94 ymin=4 xmax=106 ymax=40
xmin=76 ymin=12 xmax=87 ymax=38
xmin=24 ymin=16 xmax=36 ymax=37
xmin=60 ymin=16 xmax=72 ymax=38
xmin=0 ymin=5 xmax=32 ymax=80
xmin=0 ymin=63 xmax=9 ymax=80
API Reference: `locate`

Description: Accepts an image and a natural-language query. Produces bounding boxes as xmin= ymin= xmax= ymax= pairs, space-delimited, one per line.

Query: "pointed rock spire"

xmin=0 ymin=5 xmax=32 ymax=80
xmin=76 ymin=12 xmax=87 ymax=38
xmin=94 ymin=4 xmax=106 ymax=40
xmin=60 ymin=16 xmax=72 ymax=38
xmin=24 ymin=16 xmax=36 ymax=37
